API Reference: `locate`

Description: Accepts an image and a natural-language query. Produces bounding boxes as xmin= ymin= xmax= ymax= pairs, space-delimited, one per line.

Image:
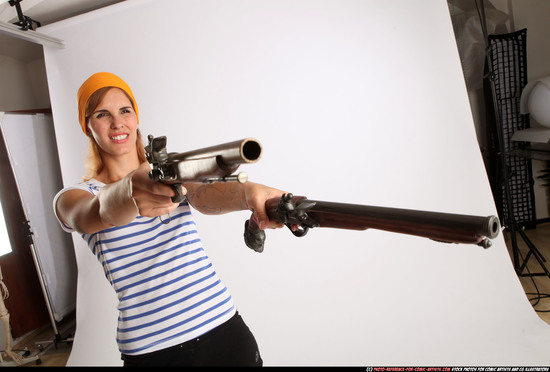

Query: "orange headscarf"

xmin=77 ymin=72 xmax=139 ymax=135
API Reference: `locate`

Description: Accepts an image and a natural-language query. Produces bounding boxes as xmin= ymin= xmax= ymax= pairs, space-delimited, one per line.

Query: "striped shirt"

xmin=53 ymin=179 xmax=236 ymax=355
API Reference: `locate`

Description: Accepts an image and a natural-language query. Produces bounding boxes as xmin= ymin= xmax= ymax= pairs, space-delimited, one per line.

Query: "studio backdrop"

xmin=40 ymin=0 xmax=550 ymax=366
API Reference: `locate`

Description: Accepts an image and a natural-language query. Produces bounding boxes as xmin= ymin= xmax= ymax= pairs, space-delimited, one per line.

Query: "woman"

xmin=54 ymin=72 xmax=286 ymax=366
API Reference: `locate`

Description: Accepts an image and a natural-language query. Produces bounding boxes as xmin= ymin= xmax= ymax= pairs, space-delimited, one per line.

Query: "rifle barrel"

xmin=262 ymin=197 xmax=500 ymax=246
xmin=301 ymin=200 xmax=499 ymax=245
xmin=168 ymin=138 xmax=262 ymax=165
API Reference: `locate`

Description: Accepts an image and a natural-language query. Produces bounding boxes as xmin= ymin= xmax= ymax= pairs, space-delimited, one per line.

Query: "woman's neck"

xmin=96 ymin=153 xmax=142 ymax=184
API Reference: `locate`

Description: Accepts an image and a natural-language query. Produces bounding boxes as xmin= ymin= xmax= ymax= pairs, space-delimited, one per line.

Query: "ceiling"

xmin=0 ymin=0 xmax=125 ymax=62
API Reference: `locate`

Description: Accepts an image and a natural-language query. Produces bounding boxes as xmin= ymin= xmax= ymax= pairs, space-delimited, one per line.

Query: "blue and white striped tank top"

xmin=53 ymin=179 xmax=236 ymax=355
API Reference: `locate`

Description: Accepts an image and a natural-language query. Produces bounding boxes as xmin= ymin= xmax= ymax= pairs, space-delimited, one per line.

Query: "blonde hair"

xmin=82 ymin=87 xmax=147 ymax=181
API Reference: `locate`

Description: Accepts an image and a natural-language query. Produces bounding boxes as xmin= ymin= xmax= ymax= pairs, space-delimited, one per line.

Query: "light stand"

xmin=8 ymin=0 xmax=40 ymax=30
xmin=22 ymin=221 xmax=74 ymax=352
xmin=476 ymin=0 xmax=549 ymax=279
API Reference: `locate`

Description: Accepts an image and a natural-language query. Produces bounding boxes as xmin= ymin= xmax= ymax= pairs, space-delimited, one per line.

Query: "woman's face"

xmin=87 ymin=87 xmax=139 ymax=158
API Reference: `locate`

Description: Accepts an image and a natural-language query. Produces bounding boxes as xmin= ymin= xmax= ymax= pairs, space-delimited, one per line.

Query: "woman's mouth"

xmin=110 ymin=134 xmax=129 ymax=141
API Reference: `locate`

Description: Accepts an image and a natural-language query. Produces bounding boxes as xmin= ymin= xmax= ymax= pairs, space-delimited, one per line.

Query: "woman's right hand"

xmin=129 ymin=162 xmax=185 ymax=218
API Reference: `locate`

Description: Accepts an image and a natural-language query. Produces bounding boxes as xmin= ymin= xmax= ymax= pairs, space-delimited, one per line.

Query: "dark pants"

xmin=121 ymin=312 xmax=262 ymax=367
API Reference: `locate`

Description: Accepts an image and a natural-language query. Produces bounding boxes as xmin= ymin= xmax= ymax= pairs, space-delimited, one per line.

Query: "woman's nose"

xmin=110 ymin=114 xmax=124 ymax=128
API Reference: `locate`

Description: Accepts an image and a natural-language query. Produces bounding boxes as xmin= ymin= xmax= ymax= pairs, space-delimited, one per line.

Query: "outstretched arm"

xmin=55 ymin=162 xmax=181 ymax=234
xmin=184 ymin=181 xmax=286 ymax=230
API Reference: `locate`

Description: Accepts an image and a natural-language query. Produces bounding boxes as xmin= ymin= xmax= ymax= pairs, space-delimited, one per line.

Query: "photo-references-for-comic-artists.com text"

xmin=368 ymin=368 xmax=549 ymax=372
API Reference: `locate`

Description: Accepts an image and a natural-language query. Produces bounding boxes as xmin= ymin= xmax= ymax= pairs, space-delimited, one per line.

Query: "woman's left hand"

xmin=244 ymin=183 xmax=286 ymax=230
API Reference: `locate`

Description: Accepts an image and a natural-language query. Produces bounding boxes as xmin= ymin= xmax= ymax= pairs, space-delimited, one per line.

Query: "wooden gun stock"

xmin=244 ymin=193 xmax=500 ymax=252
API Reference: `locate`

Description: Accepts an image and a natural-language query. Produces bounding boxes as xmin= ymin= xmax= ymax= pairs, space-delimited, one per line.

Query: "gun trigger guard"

xmin=288 ymin=223 xmax=309 ymax=237
xmin=159 ymin=213 xmax=171 ymax=225
xmin=171 ymin=183 xmax=186 ymax=204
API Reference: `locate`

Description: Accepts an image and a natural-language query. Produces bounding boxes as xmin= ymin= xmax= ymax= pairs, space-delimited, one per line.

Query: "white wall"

xmin=0 ymin=34 xmax=47 ymax=112
xmin=492 ymin=0 xmax=550 ymax=81
xmin=507 ymin=0 xmax=550 ymax=220
xmin=41 ymin=0 xmax=550 ymax=366
xmin=0 ymin=55 xmax=38 ymax=111
xmin=25 ymin=58 xmax=51 ymax=109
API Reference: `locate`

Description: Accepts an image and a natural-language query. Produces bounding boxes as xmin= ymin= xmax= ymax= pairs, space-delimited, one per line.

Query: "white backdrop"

xmin=41 ymin=0 xmax=550 ymax=366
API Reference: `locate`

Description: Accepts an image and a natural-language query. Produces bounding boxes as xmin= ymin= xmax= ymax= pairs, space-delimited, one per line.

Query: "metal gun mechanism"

xmin=276 ymin=193 xmax=320 ymax=237
xmin=145 ymin=135 xmax=185 ymax=203
xmin=145 ymin=135 xmax=173 ymax=181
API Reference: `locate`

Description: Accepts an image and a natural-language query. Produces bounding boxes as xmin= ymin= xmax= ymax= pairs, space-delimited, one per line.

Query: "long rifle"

xmin=244 ymin=193 xmax=500 ymax=252
xmin=144 ymin=135 xmax=500 ymax=250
